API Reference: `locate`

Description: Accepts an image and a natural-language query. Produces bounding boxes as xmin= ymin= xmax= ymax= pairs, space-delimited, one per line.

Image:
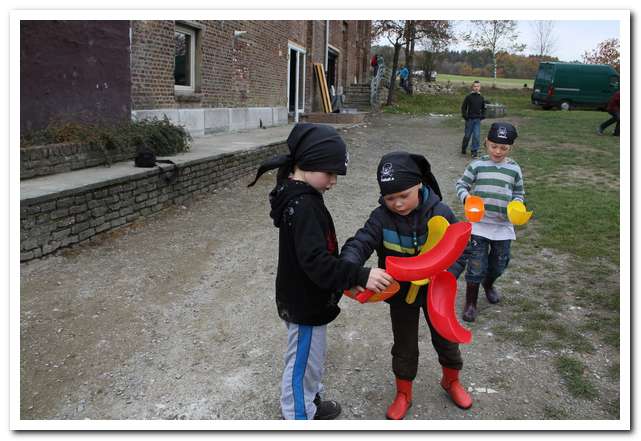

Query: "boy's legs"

xmin=421 ymin=303 xmax=472 ymax=409
xmin=470 ymin=119 xmax=481 ymax=156
xmin=599 ymin=112 xmax=618 ymax=134
xmin=420 ymin=303 xmax=463 ymax=370
xmin=281 ymin=322 xmax=327 ymax=420
xmin=463 ymin=235 xmax=489 ymax=321
xmin=389 ymin=304 xmax=420 ymax=380
xmin=461 ymin=119 xmax=473 ymax=154
xmin=387 ymin=304 xmax=419 ymax=419
xmin=485 ymin=239 xmax=511 ymax=283
xmin=464 ymin=235 xmax=489 ymax=285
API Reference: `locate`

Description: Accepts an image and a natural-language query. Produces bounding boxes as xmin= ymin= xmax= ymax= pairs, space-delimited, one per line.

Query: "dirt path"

xmin=20 ymin=113 xmax=619 ymax=420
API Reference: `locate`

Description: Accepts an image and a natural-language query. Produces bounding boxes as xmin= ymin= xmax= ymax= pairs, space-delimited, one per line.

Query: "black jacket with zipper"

xmin=269 ymin=179 xmax=370 ymax=325
xmin=461 ymin=92 xmax=486 ymax=120
xmin=340 ymin=186 xmax=458 ymax=308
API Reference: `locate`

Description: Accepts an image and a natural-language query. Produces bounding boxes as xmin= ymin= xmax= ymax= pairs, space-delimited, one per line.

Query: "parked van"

xmin=531 ymin=62 xmax=619 ymax=110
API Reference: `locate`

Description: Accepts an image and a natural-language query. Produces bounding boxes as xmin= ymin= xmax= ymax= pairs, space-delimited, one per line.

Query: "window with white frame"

xmin=174 ymin=25 xmax=197 ymax=92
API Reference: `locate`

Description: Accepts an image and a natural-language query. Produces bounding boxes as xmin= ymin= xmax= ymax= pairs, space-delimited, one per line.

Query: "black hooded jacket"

xmin=340 ymin=186 xmax=458 ymax=308
xmin=270 ymin=179 xmax=371 ymax=325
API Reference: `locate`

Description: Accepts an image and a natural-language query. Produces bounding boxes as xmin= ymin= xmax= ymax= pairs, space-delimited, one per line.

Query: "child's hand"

xmin=366 ymin=268 xmax=394 ymax=293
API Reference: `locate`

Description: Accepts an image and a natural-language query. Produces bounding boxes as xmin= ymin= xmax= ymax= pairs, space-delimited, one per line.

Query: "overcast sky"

xmin=448 ymin=20 xmax=620 ymax=62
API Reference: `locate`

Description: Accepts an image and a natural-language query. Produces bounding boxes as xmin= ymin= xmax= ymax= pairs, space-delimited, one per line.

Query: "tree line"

xmin=371 ymin=20 xmax=619 ymax=104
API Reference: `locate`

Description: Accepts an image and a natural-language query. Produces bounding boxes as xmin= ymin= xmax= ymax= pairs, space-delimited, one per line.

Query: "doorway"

xmin=287 ymin=43 xmax=306 ymax=122
xmin=327 ymin=48 xmax=338 ymax=92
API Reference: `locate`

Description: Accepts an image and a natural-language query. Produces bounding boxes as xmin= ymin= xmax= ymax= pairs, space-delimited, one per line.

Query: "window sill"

xmin=175 ymin=91 xmax=203 ymax=103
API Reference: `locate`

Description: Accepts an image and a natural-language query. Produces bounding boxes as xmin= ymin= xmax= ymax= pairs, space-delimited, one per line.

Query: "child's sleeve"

xmin=290 ymin=201 xmax=370 ymax=292
xmin=340 ymin=212 xmax=383 ymax=266
xmin=436 ymin=203 xmax=458 ymax=225
xmin=455 ymin=163 xmax=476 ymax=203
xmin=512 ymin=166 xmax=525 ymax=202
xmin=461 ymin=96 xmax=468 ymax=119
xmin=481 ymin=96 xmax=487 ymax=119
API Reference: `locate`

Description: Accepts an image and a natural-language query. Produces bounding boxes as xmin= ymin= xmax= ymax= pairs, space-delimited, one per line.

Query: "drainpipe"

xmin=325 ymin=20 xmax=329 ymax=71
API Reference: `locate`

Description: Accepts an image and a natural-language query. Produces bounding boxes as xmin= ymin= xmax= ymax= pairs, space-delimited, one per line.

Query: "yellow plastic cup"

xmin=507 ymin=200 xmax=533 ymax=225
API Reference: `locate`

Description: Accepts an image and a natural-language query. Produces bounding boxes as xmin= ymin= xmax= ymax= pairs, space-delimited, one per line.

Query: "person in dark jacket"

xmin=460 ymin=80 xmax=486 ymax=158
xmin=598 ymin=90 xmax=620 ymax=136
xmin=248 ymin=123 xmax=392 ymax=420
xmin=340 ymin=151 xmax=473 ymax=420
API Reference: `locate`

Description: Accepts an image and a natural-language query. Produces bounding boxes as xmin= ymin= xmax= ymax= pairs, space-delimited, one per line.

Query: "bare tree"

xmin=416 ymin=21 xmax=456 ymax=81
xmin=530 ymin=20 xmax=557 ymax=58
xmin=372 ymin=20 xmax=406 ymax=105
xmin=462 ymin=20 xmax=526 ymax=79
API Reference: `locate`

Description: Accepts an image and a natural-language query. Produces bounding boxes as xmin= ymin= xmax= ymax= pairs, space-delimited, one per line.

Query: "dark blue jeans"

xmin=600 ymin=111 xmax=620 ymax=136
xmin=454 ymin=235 xmax=511 ymax=284
xmin=462 ymin=118 xmax=481 ymax=152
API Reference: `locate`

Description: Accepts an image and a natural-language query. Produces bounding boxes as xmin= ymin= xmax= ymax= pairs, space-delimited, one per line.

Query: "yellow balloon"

xmin=422 ymin=216 xmax=450 ymax=253
xmin=507 ymin=200 xmax=533 ymax=225
xmin=406 ymin=216 xmax=450 ymax=304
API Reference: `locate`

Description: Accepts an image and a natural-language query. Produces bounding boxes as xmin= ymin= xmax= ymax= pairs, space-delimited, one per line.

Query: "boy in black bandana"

xmin=341 ymin=151 xmax=473 ymax=419
xmin=248 ymin=123 xmax=392 ymax=420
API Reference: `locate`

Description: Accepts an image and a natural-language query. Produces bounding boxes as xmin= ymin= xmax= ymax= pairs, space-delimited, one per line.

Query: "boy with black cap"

xmin=455 ymin=122 xmax=525 ymax=322
xmin=340 ymin=151 xmax=473 ymax=419
xmin=248 ymin=123 xmax=393 ymax=420
xmin=460 ymin=80 xmax=486 ymax=158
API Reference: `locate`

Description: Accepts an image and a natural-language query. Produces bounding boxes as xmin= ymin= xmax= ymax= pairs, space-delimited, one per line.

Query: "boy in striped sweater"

xmin=455 ymin=122 xmax=524 ymax=322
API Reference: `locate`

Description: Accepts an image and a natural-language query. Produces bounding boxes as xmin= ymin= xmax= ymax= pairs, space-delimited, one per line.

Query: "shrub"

xmin=21 ymin=117 xmax=192 ymax=164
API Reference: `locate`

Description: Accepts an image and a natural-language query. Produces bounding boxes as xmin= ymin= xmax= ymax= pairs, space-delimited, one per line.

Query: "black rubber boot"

xmin=462 ymin=283 xmax=480 ymax=322
xmin=313 ymin=394 xmax=341 ymax=420
xmin=482 ymin=277 xmax=500 ymax=304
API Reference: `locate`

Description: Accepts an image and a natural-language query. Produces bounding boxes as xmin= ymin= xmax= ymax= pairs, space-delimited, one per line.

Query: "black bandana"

xmin=377 ymin=151 xmax=442 ymax=200
xmin=247 ymin=123 xmax=348 ymax=187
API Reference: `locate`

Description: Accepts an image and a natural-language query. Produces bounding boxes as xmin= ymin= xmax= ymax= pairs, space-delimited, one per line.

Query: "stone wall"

xmin=20 ymin=143 xmax=137 ymax=180
xmin=20 ymin=142 xmax=288 ymax=262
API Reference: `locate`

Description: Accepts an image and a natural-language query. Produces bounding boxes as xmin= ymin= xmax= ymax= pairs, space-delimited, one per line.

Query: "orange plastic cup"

xmin=464 ymin=195 xmax=485 ymax=223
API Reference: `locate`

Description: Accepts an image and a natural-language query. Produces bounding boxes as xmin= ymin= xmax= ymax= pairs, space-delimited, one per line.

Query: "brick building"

xmin=21 ymin=20 xmax=372 ymax=137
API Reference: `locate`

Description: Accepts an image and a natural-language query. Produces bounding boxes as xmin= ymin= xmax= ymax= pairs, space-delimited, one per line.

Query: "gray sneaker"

xmin=597 ymin=126 xmax=604 ymax=135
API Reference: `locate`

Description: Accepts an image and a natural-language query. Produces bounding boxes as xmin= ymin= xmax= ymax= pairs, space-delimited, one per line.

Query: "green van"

xmin=531 ymin=62 xmax=619 ymax=110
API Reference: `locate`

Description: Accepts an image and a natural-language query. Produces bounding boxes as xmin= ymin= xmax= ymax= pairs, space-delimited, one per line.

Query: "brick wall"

xmin=131 ymin=20 xmax=290 ymax=110
xmin=328 ymin=20 xmax=371 ymax=88
xmin=130 ymin=20 xmax=371 ymax=116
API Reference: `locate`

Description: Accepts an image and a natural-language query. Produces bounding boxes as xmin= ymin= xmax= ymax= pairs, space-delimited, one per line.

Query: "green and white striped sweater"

xmin=456 ymin=155 xmax=525 ymax=226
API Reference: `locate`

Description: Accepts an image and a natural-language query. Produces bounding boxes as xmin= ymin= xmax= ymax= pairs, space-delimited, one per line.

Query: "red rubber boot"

xmin=385 ymin=378 xmax=413 ymax=420
xmin=440 ymin=367 xmax=473 ymax=409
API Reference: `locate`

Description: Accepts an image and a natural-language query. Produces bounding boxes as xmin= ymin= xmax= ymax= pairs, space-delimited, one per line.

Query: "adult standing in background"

xmin=598 ymin=90 xmax=620 ymax=137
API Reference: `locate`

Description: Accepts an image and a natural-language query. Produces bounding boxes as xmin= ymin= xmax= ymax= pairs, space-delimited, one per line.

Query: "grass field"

xmin=435 ymin=73 xmax=533 ymax=89
xmin=384 ymin=89 xmax=622 ymax=408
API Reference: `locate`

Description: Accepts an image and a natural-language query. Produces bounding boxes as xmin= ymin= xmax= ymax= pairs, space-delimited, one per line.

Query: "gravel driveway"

xmin=20 ymin=113 xmax=619 ymax=422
